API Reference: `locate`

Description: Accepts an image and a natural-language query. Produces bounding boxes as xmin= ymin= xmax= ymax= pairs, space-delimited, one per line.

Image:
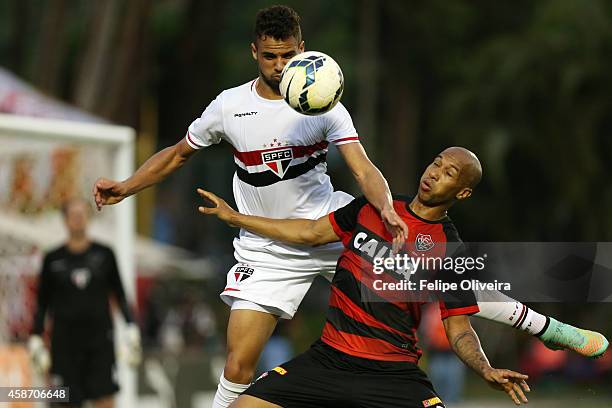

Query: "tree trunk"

xmin=7 ymin=0 xmax=30 ymax=74
xmin=355 ymin=0 xmax=380 ymax=159
xmin=34 ymin=0 xmax=67 ymax=95
xmin=379 ymin=0 xmax=418 ymax=193
xmin=387 ymin=82 xmax=418 ymax=193
xmin=101 ymin=0 xmax=152 ymax=125
xmin=73 ymin=0 xmax=122 ymax=113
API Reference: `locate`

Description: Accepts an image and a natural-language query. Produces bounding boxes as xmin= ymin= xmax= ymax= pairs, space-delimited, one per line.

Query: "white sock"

xmin=212 ymin=372 xmax=251 ymax=408
xmin=474 ymin=290 xmax=547 ymax=335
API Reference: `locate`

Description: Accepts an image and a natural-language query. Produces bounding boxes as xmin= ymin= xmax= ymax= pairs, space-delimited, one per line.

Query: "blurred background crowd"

xmin=1 ymin=1 xmax=612 ymax=406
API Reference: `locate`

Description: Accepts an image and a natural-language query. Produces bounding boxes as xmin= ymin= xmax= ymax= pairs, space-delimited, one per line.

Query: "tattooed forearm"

xmin=450 ymin=329 xmax=491 ymax=376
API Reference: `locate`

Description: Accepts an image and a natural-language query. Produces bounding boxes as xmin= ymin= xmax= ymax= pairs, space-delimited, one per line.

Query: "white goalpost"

xmin=0 ymin=113 xmax=136 ymax=407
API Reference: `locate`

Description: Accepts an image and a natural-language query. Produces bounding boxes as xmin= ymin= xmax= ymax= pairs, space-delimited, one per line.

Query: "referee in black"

xmin=29 ymin=198 xmax=139 ymax=408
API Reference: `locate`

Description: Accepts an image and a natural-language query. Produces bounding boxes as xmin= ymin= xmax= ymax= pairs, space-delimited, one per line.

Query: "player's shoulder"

xmin=44 ymin=245 xmax=67 ymax=260
xmin=88 ymin=242 xmax=115 ymax=256
xmin=217 ymin=79 xmax=257 ymax=101
xmin=209 ymin=79 xmax=257 ymax=115
xmin=395 ymin=193 xmax=458 ymax=229
xmin=334 ymin=195 xmax=372 ymax=221
xmin=344 ymin=195 xmax=369 ymax=210
xmin=321 ymin=101 xmax=352 ymax=120
xmin=441 ymin=218 xmax=461 ymax=241
xmin=392 ymin=194 xmax=413 ymax=206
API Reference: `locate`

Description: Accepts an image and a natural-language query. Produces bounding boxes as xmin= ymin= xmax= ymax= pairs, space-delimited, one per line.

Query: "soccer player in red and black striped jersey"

xmin=198 ymin=147 xmax=533 ymax=407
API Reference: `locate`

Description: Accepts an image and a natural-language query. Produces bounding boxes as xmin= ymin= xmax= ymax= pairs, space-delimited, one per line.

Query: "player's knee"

xmin=224 ymin=353 xmax=256 ymax=384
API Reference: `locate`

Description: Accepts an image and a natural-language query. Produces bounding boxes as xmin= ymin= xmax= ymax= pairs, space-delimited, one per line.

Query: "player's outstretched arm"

xmin=337 ymin=143 xmax=408 ymax=252
xmin=197 ymin=189 xmax=340 ymax=246
xmin=93 ymin=138 xmax=197 ymax=210
xmin=443 ymin=315 xmax=530 ymax=405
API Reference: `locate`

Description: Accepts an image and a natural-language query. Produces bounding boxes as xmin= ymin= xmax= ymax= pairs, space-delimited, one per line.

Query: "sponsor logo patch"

xmin=272 ymin=366 xmax=287 ymax=375
xmin=234 ymin=266 xmax=254 ymax=283
xmin=422 ymin=396 xmax=443 ymax=407
xmin=415 ymin=233 xmax=435 ymax=251
xmin=262 ymin=148 xmax=293 ymax=178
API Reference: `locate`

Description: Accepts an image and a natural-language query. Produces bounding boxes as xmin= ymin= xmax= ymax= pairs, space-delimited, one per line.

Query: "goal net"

xmin=0 ymin=113 xmax=135 ymax=406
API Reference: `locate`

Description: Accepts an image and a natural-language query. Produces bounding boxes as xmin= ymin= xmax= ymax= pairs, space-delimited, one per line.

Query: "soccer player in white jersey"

xmin=93 ymin=6 xmax=607 ymax=407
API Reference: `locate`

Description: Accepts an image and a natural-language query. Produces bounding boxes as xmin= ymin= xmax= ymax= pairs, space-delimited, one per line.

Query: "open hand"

xmin=483 ymin=368 xmax=530 ymax=405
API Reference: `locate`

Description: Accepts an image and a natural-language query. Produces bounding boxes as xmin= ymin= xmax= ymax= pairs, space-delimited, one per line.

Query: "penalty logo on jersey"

xmin=262 ymin=148 xmax=293 ymax=178
xmin=234 ymin=266 xmax=254 ymax=284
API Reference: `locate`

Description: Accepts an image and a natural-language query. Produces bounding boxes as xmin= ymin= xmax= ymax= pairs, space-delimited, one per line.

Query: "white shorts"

xmin=229 ymin=299 xmax=286 ymax=317
xmin=220 ymin=191 xmax=354 ymax=319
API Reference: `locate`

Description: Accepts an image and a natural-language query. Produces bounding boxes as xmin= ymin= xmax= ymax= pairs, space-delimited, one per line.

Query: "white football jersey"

xmin=186 ymin=79 xmax=358 ymax=268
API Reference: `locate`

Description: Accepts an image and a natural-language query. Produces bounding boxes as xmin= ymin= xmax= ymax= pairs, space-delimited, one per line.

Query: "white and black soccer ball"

xmin=280 ymin=51 xmax=344 ymax=115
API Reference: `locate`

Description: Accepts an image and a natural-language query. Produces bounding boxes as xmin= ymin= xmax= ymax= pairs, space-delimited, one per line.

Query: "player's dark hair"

xmin=254 ymin=5 xmax=302 ymax=43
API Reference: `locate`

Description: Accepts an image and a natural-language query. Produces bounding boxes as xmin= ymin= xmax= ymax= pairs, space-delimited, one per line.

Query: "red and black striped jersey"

xmin=321 ymin=195 xmax=479 ymax=363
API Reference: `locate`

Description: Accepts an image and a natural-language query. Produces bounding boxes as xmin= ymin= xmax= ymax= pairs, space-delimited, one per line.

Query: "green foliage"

xmin=428 ymin=0 xmax=612 ymax=239
xmin=2 ymin=0 xmax=610 ymax=241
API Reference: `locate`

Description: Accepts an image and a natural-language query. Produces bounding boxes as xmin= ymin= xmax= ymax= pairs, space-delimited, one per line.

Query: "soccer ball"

xmin=280 ymin=51 xmax=344 ymax=115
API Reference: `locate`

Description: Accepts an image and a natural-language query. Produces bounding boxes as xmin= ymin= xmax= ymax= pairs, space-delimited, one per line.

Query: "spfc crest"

xmin=415 ymin=233 xmax=435 ymax=252
xmin=234 ymin=266 xmax=254 ymax=283
xmin=262 ymin=148 xmax=293 ymax=178
xmin=71 ymin=267 xmax=91 ymax=289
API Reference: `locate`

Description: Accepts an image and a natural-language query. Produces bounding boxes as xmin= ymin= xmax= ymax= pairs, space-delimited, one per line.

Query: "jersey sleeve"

xmin=32 ymin=253 xmax=51 ymax=335
xmin=328 ymin=196 xmax=368 ymax=246
xmin=185 ymin=93 xmax=225 ymax=149
xmin=106 ymin=247 xmax=134 ymax=323
xmin=438 ymin=223 xmax=480 ymax=319
xmin=324 ymin=103 xmax=359 ymax=146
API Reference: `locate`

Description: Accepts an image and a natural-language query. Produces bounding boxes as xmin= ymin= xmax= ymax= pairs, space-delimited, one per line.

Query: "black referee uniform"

xmin=32 ymin=242 xmax=133 ymax=405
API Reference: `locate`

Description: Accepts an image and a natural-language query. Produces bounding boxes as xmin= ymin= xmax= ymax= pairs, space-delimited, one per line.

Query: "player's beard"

xmin=260 ymin=70 xmax=281 ymax=94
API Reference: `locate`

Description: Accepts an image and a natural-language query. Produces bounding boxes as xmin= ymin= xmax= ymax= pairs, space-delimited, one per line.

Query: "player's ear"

xmin=456 ymin=188 xmax=472 ymax=201
xmin=298 ymin=41 xmax=305 ymax=53
xmin=250 ymin=42 xmax=258 ymax=61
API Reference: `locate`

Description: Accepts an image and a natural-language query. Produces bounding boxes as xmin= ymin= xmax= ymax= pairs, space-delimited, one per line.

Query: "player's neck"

xmin=409 ymin=198 xmax=449 ymax=221
xmin=255 ymin=78 xmax=283 ymax=100
xmin=67 ymin=236 xmax=91 ymax=254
